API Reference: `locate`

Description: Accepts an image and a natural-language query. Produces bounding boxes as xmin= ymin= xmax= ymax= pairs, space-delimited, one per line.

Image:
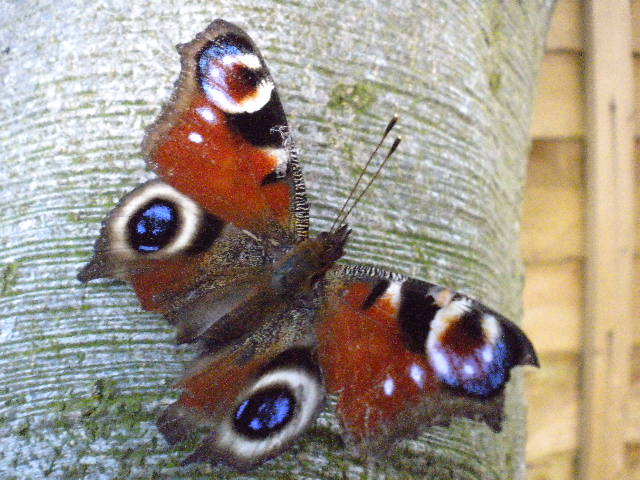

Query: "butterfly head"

xmin=315 ymin=223 xmax=351 ymax=265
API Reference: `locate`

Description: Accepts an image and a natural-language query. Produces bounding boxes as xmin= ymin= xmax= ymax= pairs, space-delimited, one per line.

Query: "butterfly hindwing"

xmin=143 ymin=19 xmax=308 ymax=238
xmin=78 ymin=180 xmax=271 ymax=322
xmin=157 ymin=304 xmax=324 ymax=471
xmin=318 ymin=266 xmax=538 ymax=450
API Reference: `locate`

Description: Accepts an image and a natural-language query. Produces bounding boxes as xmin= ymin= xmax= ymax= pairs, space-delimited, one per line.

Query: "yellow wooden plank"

xmin=526 ymin=353 xmax=579 ymax=460
xmin=628 ymin=345 xmax=640 ymax=444
xmin=521 ymin=140 xmax=584 ymax=262
xmin=581 ymin=2 xmax=636 ymax=479
xmin=523 ymin=261 xmax=582 ymax=354
xmin=527 ymin=450 xmax=577 ymax=480
xmin=544 ymin=0 xmax=640 ymax=53
xmin=546 ymin=0 xmax=583 ymax=52
xmin=636 ymin=142 xmax=640 ymax=249
xmin=540 ymin=0 xmax=640 ymax=55
xmin=530 ymin=53 xmax=584 ymax=139
xmin=624 ymin=442 xmax=640 ymax=480
xmin=628 ymin=384 xmax=640 ymax=443
xmin=636 ymin=148 xmax=639 ymax=344
xmin=634 ymin=58 xmax=640 ymax=138
xmin=635 ymin=257 xmax=640 ymax=345
xmin=633 ymin=0 xmax=640 ymax=54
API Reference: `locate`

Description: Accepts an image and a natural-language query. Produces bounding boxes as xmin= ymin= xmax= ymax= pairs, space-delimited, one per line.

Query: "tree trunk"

xmin=0 ymin=1 xmax=554 ymax=479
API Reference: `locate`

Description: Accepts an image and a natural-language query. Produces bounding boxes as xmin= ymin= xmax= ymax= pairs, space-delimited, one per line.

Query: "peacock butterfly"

xmin=78 ymin=19 xmax=538 ymax=471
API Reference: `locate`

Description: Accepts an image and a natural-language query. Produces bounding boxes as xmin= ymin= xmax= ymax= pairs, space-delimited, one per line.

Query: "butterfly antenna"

xmin=338 ymin=136 xmax=401 ymax=228
xmin=330 ymin=115 xmax=399 ymax=232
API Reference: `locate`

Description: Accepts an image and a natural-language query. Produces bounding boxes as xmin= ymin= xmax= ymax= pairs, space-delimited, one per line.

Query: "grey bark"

xmin=0 ymin=1 xmax=554 ymax=479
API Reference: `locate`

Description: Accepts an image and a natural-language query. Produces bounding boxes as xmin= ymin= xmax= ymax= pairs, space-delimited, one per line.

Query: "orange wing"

xmin=156 ymin=306 xmax=324 ymax=471
xmin=79 ymin=21 xmax=308 ymax=318
xmin=318 ymin=266 xmax=538 ymax=450
xmin=143 ymin=19 xmax=308 ymax=238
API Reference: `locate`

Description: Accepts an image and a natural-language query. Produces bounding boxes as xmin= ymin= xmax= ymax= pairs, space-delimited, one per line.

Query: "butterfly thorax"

xmin=270 ymin=226 xmax=350 ymax=295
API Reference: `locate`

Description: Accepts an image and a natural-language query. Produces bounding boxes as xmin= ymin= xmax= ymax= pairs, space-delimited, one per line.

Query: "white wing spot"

xmin=188 ymin=132 xmax=204 ymax=144
xmin=223 ymin=53 xmax=261 ymax=70
xmin=382 ymin=281 xmax=403 ymax=309
xmin=409 ymin=363 xmax=426 ymax=389
xmin=481 ymin=314 xmax=501 ymax=344
xmin=196 ymin=107 xmax=216 ymax=123
xmin=262 ymin=148 xmax=288 ymax=176
xmin=481 ymin=344 xmax=494 ymax=363
xmin=383 ymin=376 xmax=395 ymax=396
xmin=463 ymin=362 xmax=476 ymax=377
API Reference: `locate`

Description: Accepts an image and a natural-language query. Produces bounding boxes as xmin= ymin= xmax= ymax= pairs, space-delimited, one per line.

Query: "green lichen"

xmin=66 ymin=211 xmax=91 ymax=223
xmin=489 ymin=71 xmax=502 ymax=94
xmin=50 ymin=378 xmax=156 ymax=437
xmin=1 ymin=262 xmax=18 ymax=295
xmin=328 ymin=82 xmax=377 ymax=113
xmin=16 ymin=419 xmax=31 ymax=438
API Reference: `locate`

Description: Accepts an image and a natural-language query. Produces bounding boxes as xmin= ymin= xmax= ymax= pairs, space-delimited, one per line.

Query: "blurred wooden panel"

xmin=629 ymin=347 xmax=640 ymax=443
xmin=521 ymin=140 xmax=584 ymax=263
xmin=636 ymin=148 xmax=640 ymax=255
xmin=632 ymin=346 xmax=640 ymax=385
xmin=530 ymin=53 xmax=584 ymax=139
xmin=523 ymin=261 xmax=581 ymax=354
xmin=633 ymin=0 xmax=640 ymax=53
xmin=540 ymin=0 xmax=640 ymax=55
xmin=635 ymin=58 xmax=640 ymax=138
xmin=546 ymin=0 xmax=582 ymax=52
xmin=629 ymin=385 xmax=640 ymax=443
xmin=625 ymin=443 xmax=640 ymax=480
xmin=526 ymin=140 xmax=583 ymax=188
xmin=526 ymin=353 xmax=579 ymax=460
xmin=527 ymin=450 xmax=577 ymax=480
xmin=635 ymin=257 xmax=640 ymax=344
xmin=581 ymin=2 xmax=635 ymax=478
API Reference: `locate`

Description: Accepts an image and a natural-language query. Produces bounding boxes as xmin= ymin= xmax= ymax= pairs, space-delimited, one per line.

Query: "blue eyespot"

xmin=233 ymin=386 xmax=296 ymax=439
xmin=127 ymin=200 xmax=179 ymax=253
xmin=431 ymin=334 xmax=510 ymax=397
xmin=199 ymin=42 xmax=242 ymax=71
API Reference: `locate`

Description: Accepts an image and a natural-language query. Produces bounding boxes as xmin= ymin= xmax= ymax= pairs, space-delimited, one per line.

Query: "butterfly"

xmin=78 ymin=19 xmax=538 ymax=472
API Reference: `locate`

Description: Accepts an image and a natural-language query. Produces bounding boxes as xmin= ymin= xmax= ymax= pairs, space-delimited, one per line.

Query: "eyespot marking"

xmin=194 ymin=348 xmax=324 ymax=470
xmin=127 ymin=200 xmax=179 ymax=253
xmin=233 ymin=385 xmax=296 ymax=439
xmin=197 ymin=36 xmax=274 ymax=114
xmin=107 ymin=180 xmax=225 ymax=259
xmin=426 ymin=300 xmax=511 ymax=397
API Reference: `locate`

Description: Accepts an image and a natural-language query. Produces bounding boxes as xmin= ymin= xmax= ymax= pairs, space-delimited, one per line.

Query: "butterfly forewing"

xmin=79 ymin=20 xmax=307 ymax=324
xmin=143 ymin=19 xmax=308 ymax=238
